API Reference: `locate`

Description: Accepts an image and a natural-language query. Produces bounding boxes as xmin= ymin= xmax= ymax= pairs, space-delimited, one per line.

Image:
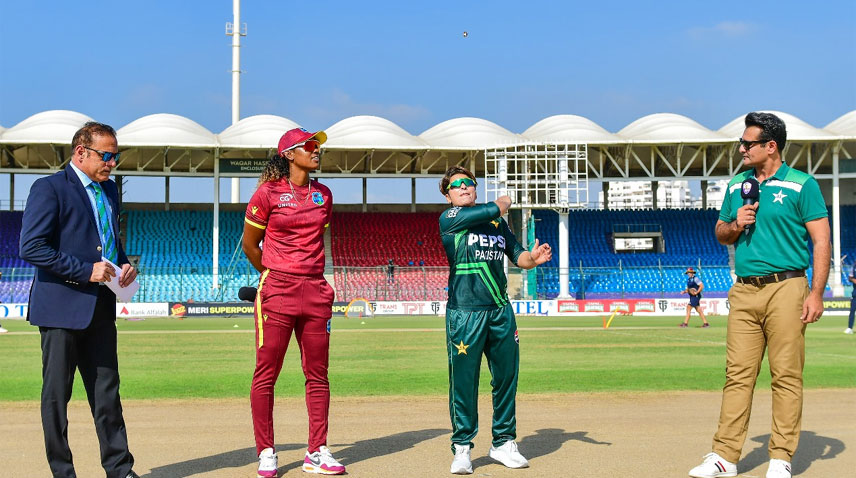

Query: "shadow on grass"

xmin=471 ymin=428 xmax=611 ymax=469
xmin=147 ymin=428 xmax=449 ymax=477
xmin=739 ymin=431 xmax=844 ymax=475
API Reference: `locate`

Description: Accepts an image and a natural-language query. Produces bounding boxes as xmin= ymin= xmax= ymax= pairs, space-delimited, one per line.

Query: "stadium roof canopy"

xmin=1 ymin=109 xmax=854 ymax=180
xmin=523 ymin=115 xmax=624 ymax=144
xmin=418 ymin=117 xmax=522 ymax=150
xmin=618 ymin=113 xmax=728 ymax=144
xmin=325 ymin=115 xmax=428 ymax=150
xmin=218 ymin=115 xmax=301 ymax=149
xmin=824 ymin=111 xmax=856 ymax=138
xmin=719 ymin=111 xmax=838 ymax=141
xmin=117 ymin=114 xmax=217 ymax=147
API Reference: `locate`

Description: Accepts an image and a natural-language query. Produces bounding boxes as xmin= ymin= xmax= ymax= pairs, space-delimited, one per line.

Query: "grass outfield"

xmin=0 ymin=314 xmax=853 ymax=401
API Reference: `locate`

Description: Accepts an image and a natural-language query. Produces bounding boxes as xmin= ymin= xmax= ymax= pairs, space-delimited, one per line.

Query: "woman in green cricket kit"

xmin=437 ymin=165 xmax=552 ymax=475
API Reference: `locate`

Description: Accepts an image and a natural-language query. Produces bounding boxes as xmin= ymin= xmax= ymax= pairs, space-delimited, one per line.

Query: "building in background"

xmin=597 ymin=180 xmax=729 ymax=210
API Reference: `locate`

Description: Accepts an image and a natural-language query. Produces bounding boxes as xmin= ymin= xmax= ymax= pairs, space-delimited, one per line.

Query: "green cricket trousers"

xmin=446 ymin=304 xmax=519 ymax=450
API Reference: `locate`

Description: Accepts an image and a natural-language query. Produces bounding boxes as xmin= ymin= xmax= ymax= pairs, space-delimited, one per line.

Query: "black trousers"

xmin=39 ymin=288 xmax=133 ymax=478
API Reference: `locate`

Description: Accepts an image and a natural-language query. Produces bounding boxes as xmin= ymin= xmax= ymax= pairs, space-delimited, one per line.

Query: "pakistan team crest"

xmin=312 ymin=191 xmax=325 ymax=205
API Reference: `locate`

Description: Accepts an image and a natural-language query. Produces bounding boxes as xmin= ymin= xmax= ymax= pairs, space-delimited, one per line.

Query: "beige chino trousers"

xmin=712 ymin=276 xmax=808 ymax=463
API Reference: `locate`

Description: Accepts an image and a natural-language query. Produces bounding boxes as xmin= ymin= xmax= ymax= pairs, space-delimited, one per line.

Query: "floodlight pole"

xmin=227 ymin=0 xmax=246 ymax=204
xmin=216 ymin=0 xmax=246 ymax=289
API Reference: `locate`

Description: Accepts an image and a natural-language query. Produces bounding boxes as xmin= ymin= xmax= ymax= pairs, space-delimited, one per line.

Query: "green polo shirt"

xmin=719 ymin=162 xmax=827 ymax=277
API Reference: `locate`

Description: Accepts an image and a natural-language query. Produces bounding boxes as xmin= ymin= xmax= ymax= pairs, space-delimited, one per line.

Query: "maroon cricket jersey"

xmin=244 ymin=178 xmax=332 ymax=276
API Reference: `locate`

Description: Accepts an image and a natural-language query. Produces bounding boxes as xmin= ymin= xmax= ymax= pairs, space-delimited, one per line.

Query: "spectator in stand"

xmin=679 ymin=267 xmax=710 ymax=328
xmin=242 ymin=127 xmax=345 ymax=476
xmin=387 ymin=259 xmax=395 ymax=284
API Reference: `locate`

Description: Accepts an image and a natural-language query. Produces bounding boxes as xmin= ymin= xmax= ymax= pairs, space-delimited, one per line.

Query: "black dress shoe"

xmin=126 ymin=471 xmax=141 ymax=478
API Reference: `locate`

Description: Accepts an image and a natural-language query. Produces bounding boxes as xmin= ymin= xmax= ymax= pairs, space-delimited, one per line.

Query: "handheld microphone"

xmin=740 ymin=177 xmax=760 ymax=234
xmin=238 ymin=286 xmax=257 ymax=302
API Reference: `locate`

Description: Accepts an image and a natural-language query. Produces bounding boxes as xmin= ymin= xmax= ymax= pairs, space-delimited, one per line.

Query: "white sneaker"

xmin=844 ymin=328 xmax=853 ymax=334
xmin=0 ymin=326 xmax=8 ymax=333
xmin=302 ymin=446 xmax=345 ymax=475
xmin=688 ymin=452 xmax=737 ymax=477
xmin=766 ymin=459 xmax=792 ymax=478
xmin=450 ymin=444 xmax=473 ymax=474
xmin=489 ymin=440 xmax=529 ymax=469
xmin=257 ymin=448 xmax=277 ymax=478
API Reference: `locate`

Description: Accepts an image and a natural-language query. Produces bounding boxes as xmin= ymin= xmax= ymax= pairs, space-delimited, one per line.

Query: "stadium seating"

xmin=2 ymin=205 xmax=855 ymax=303
xmin=124 ymin=210 xmax=253 ymax=302
xmin=0 ymin=211 xmax=26 ymax=268
xmin=534 ymin=208 xmax=733 ymax=299
xmin=330 ymin=212 xmax=448 ymax=301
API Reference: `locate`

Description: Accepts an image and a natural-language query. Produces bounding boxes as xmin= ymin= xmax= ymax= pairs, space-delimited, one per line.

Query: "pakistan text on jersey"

xmin=475 ymin=250 xmax=506 ymax=260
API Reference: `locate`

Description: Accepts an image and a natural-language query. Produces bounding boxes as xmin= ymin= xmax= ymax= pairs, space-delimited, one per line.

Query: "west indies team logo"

xmin=312 ymin=191 xmax=325 ymax=205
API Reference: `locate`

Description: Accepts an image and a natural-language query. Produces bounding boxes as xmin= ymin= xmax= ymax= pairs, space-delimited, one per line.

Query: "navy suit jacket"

xmin=19 ymin=165 xmax=128 ymax=329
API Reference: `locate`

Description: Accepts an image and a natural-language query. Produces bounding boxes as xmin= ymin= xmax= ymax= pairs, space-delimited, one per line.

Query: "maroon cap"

xmin=685 ymin=267 xmax=696 ymax=274
xmin=277 ymin=127 xmax=328 ymax=155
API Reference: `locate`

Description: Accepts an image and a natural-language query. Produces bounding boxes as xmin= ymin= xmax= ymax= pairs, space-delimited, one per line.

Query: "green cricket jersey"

xmin=719 ymin=162 xmax=827 ymax=277
xmin=439 ymin=203 xmax=526 ymax=310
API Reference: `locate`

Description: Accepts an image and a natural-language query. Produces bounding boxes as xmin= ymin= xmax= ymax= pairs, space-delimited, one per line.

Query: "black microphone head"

xmin=740 ymin=177 xmax=760 ymax=200
xmin=238 ymin=286 xmax=257 ymax=302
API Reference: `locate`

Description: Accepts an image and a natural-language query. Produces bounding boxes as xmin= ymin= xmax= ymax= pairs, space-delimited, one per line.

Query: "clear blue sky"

xmin=1 ymin=0 xmax=854 ymax=204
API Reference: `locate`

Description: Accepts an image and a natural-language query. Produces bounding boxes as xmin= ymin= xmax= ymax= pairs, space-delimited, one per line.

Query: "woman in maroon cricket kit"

xmin=243 ymin=127 xmax=345 ymax=477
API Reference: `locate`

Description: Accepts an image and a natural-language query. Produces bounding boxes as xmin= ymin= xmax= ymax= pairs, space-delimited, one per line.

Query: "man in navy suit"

xmin=20 ymin=122 xmax=140 ymax=478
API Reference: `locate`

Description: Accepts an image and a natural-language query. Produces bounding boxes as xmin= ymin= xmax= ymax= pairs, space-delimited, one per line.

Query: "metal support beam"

xmin=213 ymin=149 xmax=221 ymax=288
xmin=362 ymin=177 xmax=367 ymax=212
xmin=558 ymin=212 xmax=570 ymax=298
xmin=831 ymin=142 xmax=843 ymax=296
xmin=410 ymin=177 xmax=416 ymax=213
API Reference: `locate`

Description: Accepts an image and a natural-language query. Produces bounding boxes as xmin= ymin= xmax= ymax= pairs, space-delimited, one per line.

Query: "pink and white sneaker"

xmin=302 ymin=446 xmax=346 ymax=475
xmin=257 ymin=448 xmax=277 ymax=478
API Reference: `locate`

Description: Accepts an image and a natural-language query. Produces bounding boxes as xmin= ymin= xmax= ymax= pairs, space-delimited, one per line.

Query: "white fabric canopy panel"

xmin=523 ymin=114 xmax=624 ymax=144
xmin=419 ymin=117 xmax=522 ymax=150
xmin=619 ymin=113 xmax=729 ymax=144
xmin=117 ymin=113 xmax=217 ymax=148
xmin=324 ymin=115 xmax=427 ymax=150
xmin=719 ymin=110 xmax=838 ymax=141
xmin=218 ymin=114 xmax=302 ymax=149
xmin=824 ymin=111 xmax=856 ymax=139
xmin=0 ymin=110 xmax=93 ymax=144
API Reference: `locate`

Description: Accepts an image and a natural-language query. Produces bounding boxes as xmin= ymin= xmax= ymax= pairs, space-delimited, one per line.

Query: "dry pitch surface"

xmin=1 ymin=390 xmax=853 ymax=477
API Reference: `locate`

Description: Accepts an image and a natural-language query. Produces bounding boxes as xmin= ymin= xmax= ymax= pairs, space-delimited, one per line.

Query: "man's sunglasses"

xmin=84 ymin=146 xmax=120 ymax=162
xmin=737 ymin=138 xmax=769 ymax=151
xmin=287 ymin=139 xmax=321 ymax=153
xmin=447 ymin=177 xmax=477 ymax=191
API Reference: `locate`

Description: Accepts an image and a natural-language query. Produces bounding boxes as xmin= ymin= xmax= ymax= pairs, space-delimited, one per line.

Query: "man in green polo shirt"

xmin=438 ymin=166 xmax=552 ymax=475
xmin=689 ymin=112 xmax=830 ymax=478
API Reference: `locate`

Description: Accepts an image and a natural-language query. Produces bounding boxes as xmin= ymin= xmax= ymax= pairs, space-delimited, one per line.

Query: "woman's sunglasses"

xmin=288 ymin=140 xmax=321 ymax=153
xmin=447 ymin=177 xmax=476 ymax=191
